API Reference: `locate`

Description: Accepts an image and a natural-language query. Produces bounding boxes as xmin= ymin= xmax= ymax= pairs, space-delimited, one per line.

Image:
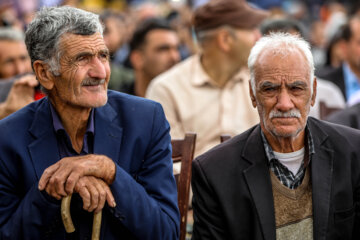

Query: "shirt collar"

xmin=49 ymin=103 xmax=95 ymax=135
xmin=260 ymin=124 xmax=315 ymax=163
xmin=191 ymin=54 xmax=248 ymax=87
xmin=343 ymin=62 xmax=360 ymax=99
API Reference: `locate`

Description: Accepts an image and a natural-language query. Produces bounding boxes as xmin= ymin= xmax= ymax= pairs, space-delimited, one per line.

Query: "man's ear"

xmin=249 ymin=81 xmax=257 ymax=108
xmin=130 ymin=51 xmax=144 ymax=70
xmin=311 ymin=77 xmax=317 ymax=107
xmin=217 ymin=29 xmax=232 ymax=52
xmin=33 ymin=60 xmax=55 ymax=91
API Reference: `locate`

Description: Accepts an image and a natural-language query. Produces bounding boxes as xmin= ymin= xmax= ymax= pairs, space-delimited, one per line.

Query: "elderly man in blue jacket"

xmin=0 ymin=6 xmax=179 ymax=240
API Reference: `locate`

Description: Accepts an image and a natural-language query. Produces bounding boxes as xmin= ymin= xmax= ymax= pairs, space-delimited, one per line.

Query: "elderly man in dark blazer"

xmin=192 ymin=33 xmax=360 ymax=240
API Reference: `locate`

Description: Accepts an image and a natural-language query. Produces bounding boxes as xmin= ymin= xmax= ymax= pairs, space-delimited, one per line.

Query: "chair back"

xmin=220 ymin=134 xmax=231 ymax=143
xmin=319 ymin=101 xmax=342 ymax=120
xmin=171 ymin=133 xmax=196 ymax=240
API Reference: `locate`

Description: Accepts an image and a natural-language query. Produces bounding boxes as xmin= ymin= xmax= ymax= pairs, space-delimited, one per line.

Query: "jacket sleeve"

xmin=108 ymin=103 xmax=180 ymax=240
xmin=191 ymin=158 xmax=229 ymax=240
xmin=0 ymin=157 xmax=61 ymax=239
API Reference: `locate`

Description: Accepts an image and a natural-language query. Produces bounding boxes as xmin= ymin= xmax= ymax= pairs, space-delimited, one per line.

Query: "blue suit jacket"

xmin=0 ymin=90 xmax=179 ymax=239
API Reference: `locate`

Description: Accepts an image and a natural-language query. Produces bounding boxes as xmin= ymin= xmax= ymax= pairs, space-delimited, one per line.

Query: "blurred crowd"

xmin=2 ymin=0 xmax=360 ymax=147
xmin=0 ymin=0 xmax=360 ymax=140
xmin=2 ymin=0 xmax=360 ymax=153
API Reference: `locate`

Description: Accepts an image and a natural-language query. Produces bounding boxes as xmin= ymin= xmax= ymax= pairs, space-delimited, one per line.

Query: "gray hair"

xmin=25 ymin=6 xmax=103 ymax=75
xmin=248 ymin=32 xmax=314 ymax=96
xmin=0 ymin=27 xmax=24 ymax=42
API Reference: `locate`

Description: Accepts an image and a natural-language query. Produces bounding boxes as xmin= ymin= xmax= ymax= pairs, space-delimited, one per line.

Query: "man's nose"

xmin=88 ymin=57 xmax=107 ymax=79
xmin=275 ymin=89 xmax=294 ymax=112
xmin=170 ymin=48 xmax=180 ymax=63
xmin=14 ymin=61 xmax=27 ymax=75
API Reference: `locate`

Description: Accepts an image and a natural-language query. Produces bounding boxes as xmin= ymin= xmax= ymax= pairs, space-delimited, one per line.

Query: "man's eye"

xmin=99 ymin=53 xmax=109 ymax=60
xmin=264 ymin=87 xmax=275 ymax=92
xmin=77 ymin=56 xmax=88 ymax=62
xmin=291 ymin=86 xmax=303 ymax=91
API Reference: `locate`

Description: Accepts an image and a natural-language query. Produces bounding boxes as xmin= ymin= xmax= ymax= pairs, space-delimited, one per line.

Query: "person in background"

xmin=100 ymin=10 xmax=134 ymax=94
xmin=100 ymin=10 xmax=130 ymax=66
xmin=326 ymin=101 xmax=360 ymax=129
xmin=0 ymin=27 xmax=31 ymax=79
xmin=147 ymin=0 xmax=268 ymax=157
xmin=0 ymin=6 xmax=179 ymax=239
xmin=122 ymin=17 xmax=180 ymax=97
xmin=192 ymin=32 xmax=360 ymax=240
xmin=317 ymin=15 xmax=360 ymax=102
xmin=0 ymin=27 xmax=38 ymax=119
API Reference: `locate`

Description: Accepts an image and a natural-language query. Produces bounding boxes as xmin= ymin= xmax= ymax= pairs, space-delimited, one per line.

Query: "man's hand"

xmin=75 ymin=176 xmax=116 ymax=213
xmin=38 ymin=154 xmax=116 ymax=198
xmin=0 ymin=74 xmax=38 ymax=119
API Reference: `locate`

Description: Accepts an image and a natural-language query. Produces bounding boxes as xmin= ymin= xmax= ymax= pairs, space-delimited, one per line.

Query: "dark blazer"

xmin=326 ymin=103 xmax=360 ymax=129
xmin=192 ymin=117 xmax=360 ymax=240
xmin=0 ymin=90 xmax=179 ymax=240
xmin=316 ymin=66 xmax=346 ymax=100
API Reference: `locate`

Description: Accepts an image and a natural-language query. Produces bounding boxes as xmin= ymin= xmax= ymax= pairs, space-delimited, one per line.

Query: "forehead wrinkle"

xmin=59 ymin=33 xmax=107 ymax=58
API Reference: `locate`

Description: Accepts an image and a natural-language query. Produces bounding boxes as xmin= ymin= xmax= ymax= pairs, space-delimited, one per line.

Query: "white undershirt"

xmin=273 ymin=147 xmax=305 ymax=176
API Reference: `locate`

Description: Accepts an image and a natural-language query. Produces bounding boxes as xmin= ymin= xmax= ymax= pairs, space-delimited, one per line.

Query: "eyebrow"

xmin=259 ymin=81 xmax=280 ymax=89
xmin=74 ymin=49 xmax=109 ymax=59
xmin=286 ymin=81 xmax=308 ymax=89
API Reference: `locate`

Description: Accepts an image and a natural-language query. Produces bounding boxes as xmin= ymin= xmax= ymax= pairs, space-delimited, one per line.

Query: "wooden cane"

xmin=61 ymin=194 xmax=102 ymax=240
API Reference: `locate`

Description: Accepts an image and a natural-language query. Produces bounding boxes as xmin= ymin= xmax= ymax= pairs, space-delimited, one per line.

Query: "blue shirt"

xmin=49 ymin=104 xmax=94 ymax=158
xmin=343 ymin=63 xmax=360 ymax=100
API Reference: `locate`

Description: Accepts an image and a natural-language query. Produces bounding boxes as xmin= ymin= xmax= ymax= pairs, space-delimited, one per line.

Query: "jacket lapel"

xmin=308 ymin=119 xmax=334 ymax=240
xmin=28 ymin=99 xmax=123 ymax=180
xmin=242 ymin=126 xmax=276 ymax=240
xmin=28 ymin=98 xmax=60 ymax=179
xmin=93 ymin=103 xmax=122 ymax=163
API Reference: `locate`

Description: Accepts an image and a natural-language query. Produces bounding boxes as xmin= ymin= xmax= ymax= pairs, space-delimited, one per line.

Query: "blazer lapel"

xmin=28 ymin=98 xmax=60 ymax=179
xmin=308 ymin=119 xmax=334 ymax=240
xmin=242 ymin=126 xmax=276 ymax=240
xmin=93 ymin=103 xmax=122 ymax=163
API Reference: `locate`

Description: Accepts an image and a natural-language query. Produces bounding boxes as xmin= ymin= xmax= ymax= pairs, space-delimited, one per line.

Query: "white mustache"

xmin=81 ymin=79 xmax=105 ymax=86
xmin=269 ymin=109 xmax=301 ymax=118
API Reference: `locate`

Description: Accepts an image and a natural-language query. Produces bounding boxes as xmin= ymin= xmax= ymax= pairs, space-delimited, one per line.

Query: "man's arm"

xmin=101 ymin=103 xmax=180 ymax=239
xmin=191 ymin=158 xmax=229 ymax=240
xmin=0 ymin=156 xmax=61 ymax=239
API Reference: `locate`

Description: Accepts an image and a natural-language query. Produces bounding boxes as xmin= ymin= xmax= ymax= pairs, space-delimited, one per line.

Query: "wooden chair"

xmin=319 ymin=101 xmax=343 ymax=120
xmin=171 ymin=133 xmax=196 ymax=240
xmin=220 ymin=134 xmax=231 ymax=143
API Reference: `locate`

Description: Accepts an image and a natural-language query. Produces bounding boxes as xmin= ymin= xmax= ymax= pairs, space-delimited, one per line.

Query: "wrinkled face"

xmin=141 ymin=29 xmax=180 ymax=79
xmin=250 ymin=48 xmax=316 ymax=139
xmin=346 ymin=19 xmax=360 ymax=70
xmin=48 ymin=33 xmax=110 ymax=109
xmin=0 ymin=40 xmax=31 ymax=79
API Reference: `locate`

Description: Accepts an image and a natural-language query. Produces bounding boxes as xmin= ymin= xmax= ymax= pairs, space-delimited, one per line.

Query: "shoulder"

xmin=149 ymin=56 xmax=196 ymax=88
xmin=325 ymin=104 xmax=360 ymax=128
xmin=194 ymin=125 xmax=259 ymax=172
xmin=105 ymin=90 xmax=166 ymax=125
xmin=107 ymin=90 xmax=161 ymax=109
xmin=308 ymin=117 xmax=360 ymax=147
xmin=316 ymin=66 xmax=343 ymax=80
xmin=0 ymin=98 xmax=47 ymax=143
